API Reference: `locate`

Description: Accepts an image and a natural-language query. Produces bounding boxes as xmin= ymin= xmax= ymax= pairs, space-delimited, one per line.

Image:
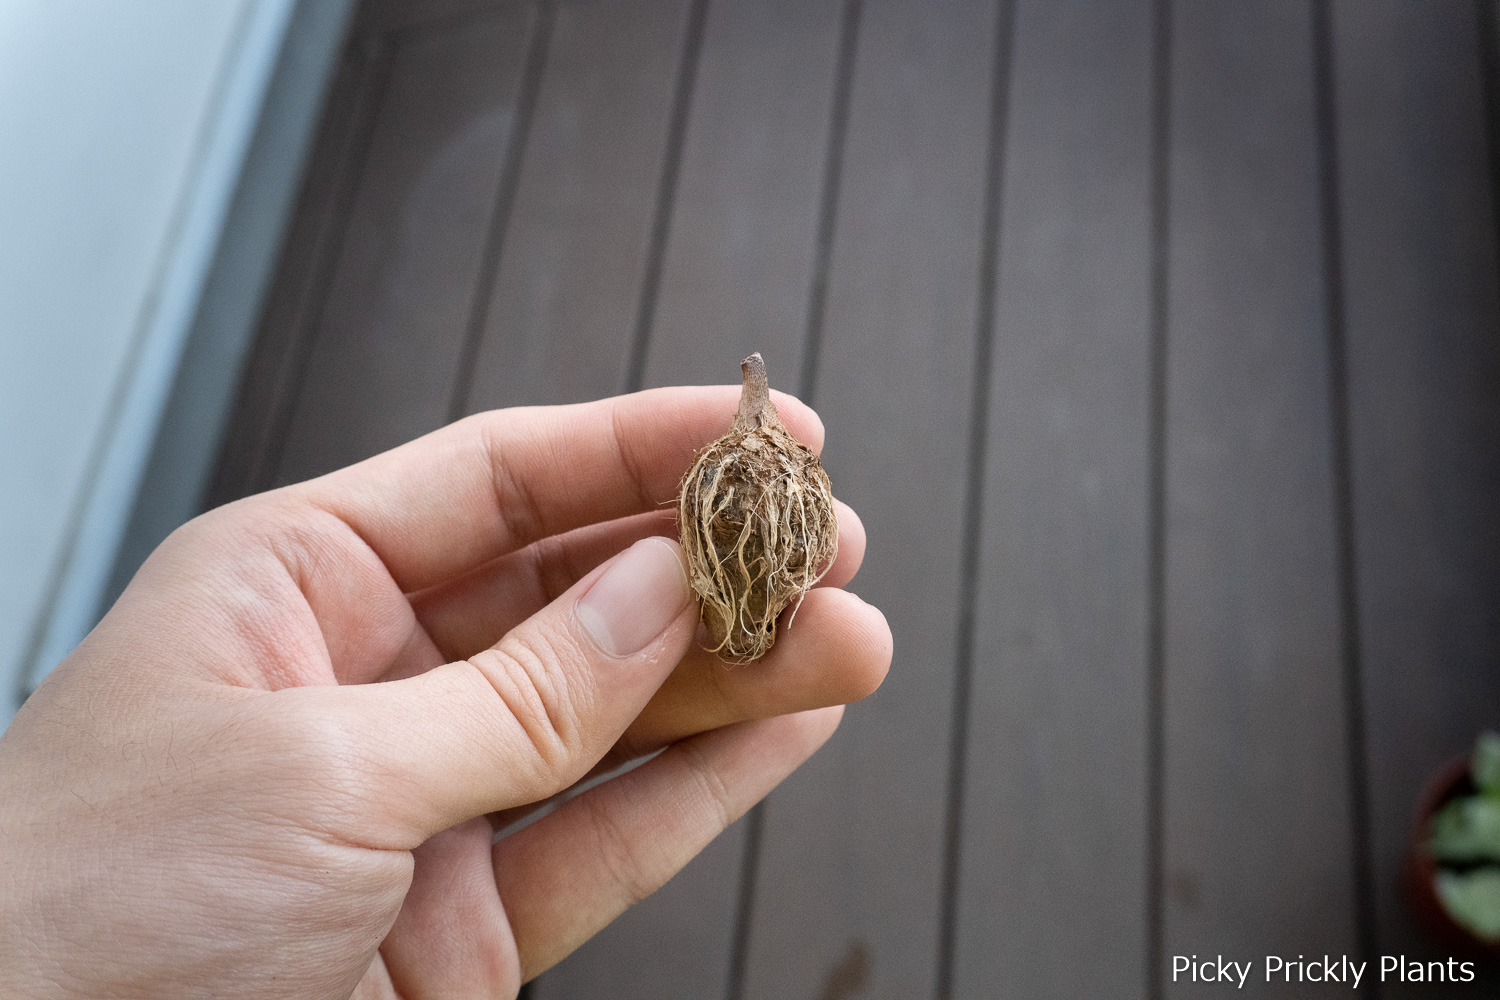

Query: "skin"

xmin=0 ymin=387 xmax=892 ymax=999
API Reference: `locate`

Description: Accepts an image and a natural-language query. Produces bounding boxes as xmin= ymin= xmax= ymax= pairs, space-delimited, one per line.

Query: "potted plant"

xmin=1408 ymin=731 xmax=1500 ymax=950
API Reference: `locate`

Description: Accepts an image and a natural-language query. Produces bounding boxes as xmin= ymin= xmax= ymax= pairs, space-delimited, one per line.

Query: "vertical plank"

xmin=1332 ymin=2 xmax=1500 ymax=992
xmin=641 ymin=0 xmax=845 ymax=391
xmin=459 ymin=1 xmax=708 ymax=996
xmin=1480 ymin=0 xmax=1500 ymax=269
xmin=537 ymin=4 xmax=846 ymax=998
xmin=738 ymin=2 xmax=1000 ymax=997
xmin=99 ymin=0 xmax=356 ymax=614
xmin=354 ymin=0 xmax=509 ymax=35
xmin=1161 ymin=2 xmax=1359 ymax=993
xmin=531 ymin=831 xmax=746 ymax=1000
xmin=273 ymin=6 xmax=537 ymax=485
xmin=462 ymin=0 xmax=695 ymax=413
xmin=951 ymin=1 xmax=1154 ymax=996
xmin=206 ymin=32 xmax=387 ymax=505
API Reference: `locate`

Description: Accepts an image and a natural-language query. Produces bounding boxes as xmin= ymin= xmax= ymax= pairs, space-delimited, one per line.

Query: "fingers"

xmin=380 ymin=819 xmax=519 ymax=999
xmin=411 ymin=500 xmax=867 ymax=663
xmin=285 ymin=387 xmax=824 ymax=593
xmin=408 ymin=510 xmax=677 ymax=666
xmin=494 ymin=707 xmax=844 ymax=981
xmin=299 ymin=537 xmax=697 ymax=848
xmin=482 ymin=589 xmax=888 ymax=834
xmin=608 ymin=588 xmax=889 ymax=766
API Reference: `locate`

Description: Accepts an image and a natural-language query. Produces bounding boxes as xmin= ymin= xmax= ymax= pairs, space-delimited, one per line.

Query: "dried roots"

xmin=677 ymin=353 xmax=838 ymax=663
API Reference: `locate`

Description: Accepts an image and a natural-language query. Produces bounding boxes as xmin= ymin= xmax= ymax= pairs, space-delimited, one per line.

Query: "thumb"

xmin=308 ymin=536 xmax=695 ymax=848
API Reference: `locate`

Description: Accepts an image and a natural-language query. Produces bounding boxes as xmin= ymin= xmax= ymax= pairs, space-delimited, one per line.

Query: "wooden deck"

xmin=208 ymin=1 xmax=1500 ymax=996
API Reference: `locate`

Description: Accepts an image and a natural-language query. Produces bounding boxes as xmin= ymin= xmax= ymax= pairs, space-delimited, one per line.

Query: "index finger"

xmin=285 ymin=386 xmax=824 ymax=593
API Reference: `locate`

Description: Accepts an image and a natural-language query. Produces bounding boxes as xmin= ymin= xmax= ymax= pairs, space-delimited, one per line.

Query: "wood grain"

xmin=533 ymin=4 xmax=847 ymax=998
xmin=1161 ymin=3 xmax=1358 ymax=995
xmin=353 ymin=0 xmax=511 ymax=36
xmin=274 ymin=6 xmax=536 ymax=485
xmin=951 ymin=1 xmax=1155 ymax=996
xmin=1331 ymin=1 xmax=1500 ymax=992
xmin=461 ymin=0 xmax=695 ymax=413
xmin=200 ymin=2 xmax=1500 ymax=996
xmin=641 ymin=0 xmax=845 ymax=393
xmin=738 ymin=2 xmax=1000 ymax=998
xmin=206 ymin=32 xmax=390 ymax=505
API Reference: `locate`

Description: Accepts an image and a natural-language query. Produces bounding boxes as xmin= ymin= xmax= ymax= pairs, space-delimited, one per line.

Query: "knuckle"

xmin=479 ymin=417 xmax=548 ymax=548
xmin=581 ymin=792 xmax=660 ymax=906
xmin=229 ymin=695 xmax=379 ymax=825
xmin=676 ymin=738 xmax=734 ymax=832
xmin=608 ymin=402 xmax=659 ymax=512
xmin=274 ymin=702 xmax=366 ymax=789
xmin=468 ymin=623 xmax=592 ymax=782
xmin=528 ymin=533 xmax=580 ymax=606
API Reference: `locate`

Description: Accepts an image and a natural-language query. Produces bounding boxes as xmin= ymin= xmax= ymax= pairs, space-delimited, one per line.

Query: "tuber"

xmin=677 ymin=353 xmax=838 ymax=663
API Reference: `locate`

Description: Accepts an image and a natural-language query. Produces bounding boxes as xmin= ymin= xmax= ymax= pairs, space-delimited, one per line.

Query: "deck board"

xmin=207 ymin=32 xmax=390 ymax=504
xmin=1331 ymin=1 xmax=1500 ymax=992
xmin=198 ymin=1 xmax=1500 ymax=995
xmin=1161 ymin=2 xmax=1358 ymax=990
xmin=461 ymin=0 xmax=695 ymax=413
xmin=641 ymin=0 xmax=846 ymax=393
xmin=275 ymin=5 xmax=537 ymax=485
xmin=455 ymin=2 xmax=717 ymax=996
xmin=739 ymin=2 xmax=1000 ymax=997
xmin=531 ymin=2 xmax=846 ymax=997
xmin=353 ymin=0 xmax=508 ymax=35
xmin=952 ymin=1 xmax=1155 ymax=996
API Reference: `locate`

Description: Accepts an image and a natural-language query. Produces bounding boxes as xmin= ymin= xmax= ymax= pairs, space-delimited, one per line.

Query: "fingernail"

xmin=576 ymin=538 xmax=691 ymax=657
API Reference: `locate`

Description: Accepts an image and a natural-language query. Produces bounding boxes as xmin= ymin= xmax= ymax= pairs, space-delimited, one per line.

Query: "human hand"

xmin=0 ymin=388 xmax=890 ymax=999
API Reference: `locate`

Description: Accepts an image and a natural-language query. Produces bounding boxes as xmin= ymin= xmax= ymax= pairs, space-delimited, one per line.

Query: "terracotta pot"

xmin=1405 ymin=755 xmax=1500 ymax=956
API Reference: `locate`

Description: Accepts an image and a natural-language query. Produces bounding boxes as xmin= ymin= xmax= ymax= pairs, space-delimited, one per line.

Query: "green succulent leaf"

xmin=1436 ymin=868 xmax=1500 ymax=943
xmin=1473 ymin=731 xmax=1500 ymax=797
xmin=1430 ymin=796 xmax=1500 ymax=863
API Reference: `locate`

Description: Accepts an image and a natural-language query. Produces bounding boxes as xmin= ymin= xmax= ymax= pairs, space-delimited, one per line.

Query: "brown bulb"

xmin=677 ymin=353 xmax=839 ymax=663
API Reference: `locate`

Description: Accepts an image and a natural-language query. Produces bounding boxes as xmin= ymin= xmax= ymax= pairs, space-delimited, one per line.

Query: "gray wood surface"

xmin=548 ymin=4 xmax=846 ymax=997
xmin=207 ymin=32 xmax=390 ymax=504
xmin=738 ymin=2 xmax=1000 ymax=998
xmin=461 ymin=0 xmax=696 ymax=413
xmin=532 ymin=830 xmax=748 ymax=1000
xmin=641 ymin=0 xmax=845 ymax=392
xmin=1332 ymin=1 xmax=1500 ymax=993
xmin=204 ymin=1 xmax=1500 ymax=995
xmin=1161 ymin=2 xmax=1358 ymax=994
xmin=274 ymin=6 xmax=537 ymax=485
xmin=354 ymin=0 xmax=508 ymax=35
xmin=952 ymin=1 xmax=1154 ymax=996
xmin=484 ymin=2 xmax=713 ymax=997
xmin=102 ymin=0 xmax=357 ymax=614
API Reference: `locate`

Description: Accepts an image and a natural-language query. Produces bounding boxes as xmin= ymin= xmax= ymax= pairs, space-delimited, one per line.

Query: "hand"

xmin=0 ymin=388 xmax=890 ymax=999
